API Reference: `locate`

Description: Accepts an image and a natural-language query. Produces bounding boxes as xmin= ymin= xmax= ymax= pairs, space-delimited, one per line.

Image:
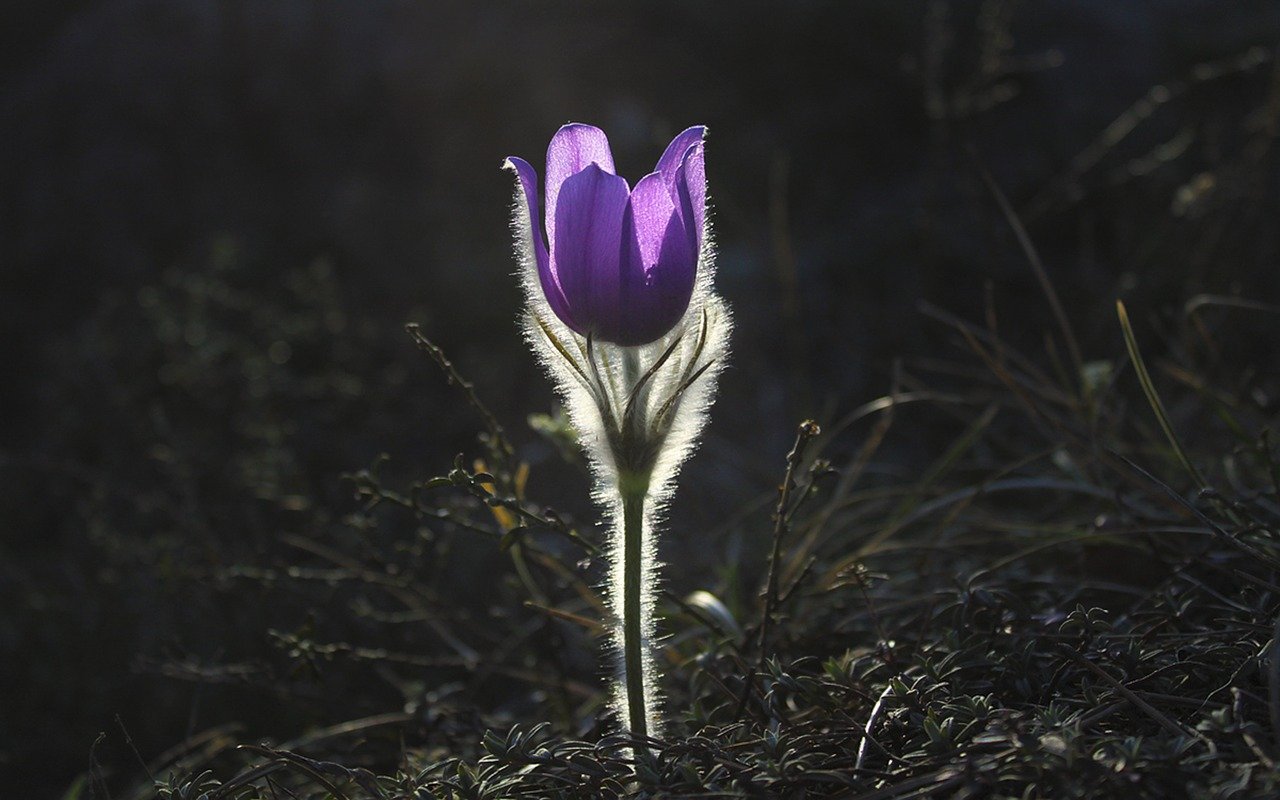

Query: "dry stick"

xmin=1107 ymin=448 xmax=1280 ymax=571
xmin=405 ymin=323 xmax=514 ymax=466
xmin=1057 ymin=646 xmax=1210 ymax=746
xmin=115 ymin=714 xmax=154 ymax=784
xmin=734 ymin=419 xmax=822 ymax=720
xmin=279 ymin=712 xmax=413 ymax=752
xmin=846 ymin=763 xmax=973 ymax=800
xmin=404 ymin=323 xmax=581 ymax=723
xmin=917 ymin=301 xmax=1073 ymax=407
xmin=237 ymin=746 xmax=352 ymax=800
xmin=1234 ymin=687 xmax=1279 ymax=769
xmin=278 ymin=532 xmax=479 ymax=663
xmin=523 ymin=600 xmax=606 ymax=632
xmin=212 ymin=760 xmax=290 ymax=799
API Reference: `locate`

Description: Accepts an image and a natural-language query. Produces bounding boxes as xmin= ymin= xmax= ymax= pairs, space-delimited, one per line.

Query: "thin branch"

xmin=735 ymin=419 xmax=822 ymax=719
xmin=405 ymin=323 xmax=514 ymax=466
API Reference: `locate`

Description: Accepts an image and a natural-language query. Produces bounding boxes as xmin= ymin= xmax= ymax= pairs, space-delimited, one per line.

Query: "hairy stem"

xmin=620 ymin=481 xmax=649 ymax=743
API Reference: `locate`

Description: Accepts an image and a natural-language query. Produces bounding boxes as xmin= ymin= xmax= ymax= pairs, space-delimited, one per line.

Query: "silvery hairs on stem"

xmin=504 ymin=124 xmax=731 ymax=737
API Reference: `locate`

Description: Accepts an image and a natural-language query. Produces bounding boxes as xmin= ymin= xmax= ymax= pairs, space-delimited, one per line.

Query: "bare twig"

xmin=405 ymin=323 xmax=514 ymax=467
xmin=1057 ymin=645 xmax=1208 ymax=745
xmin=735 ymin=419 xmax=822 ymax=719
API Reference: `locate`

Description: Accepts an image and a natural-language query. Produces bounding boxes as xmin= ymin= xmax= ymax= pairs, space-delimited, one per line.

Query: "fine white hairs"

xmin=506 ymin=154 xmax=732 ymax=738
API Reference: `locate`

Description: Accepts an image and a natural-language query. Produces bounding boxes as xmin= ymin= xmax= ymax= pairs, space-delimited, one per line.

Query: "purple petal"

xmin=614 ymin=172 xmax=697 ymax=345
xmin=674 ymin=141 xmax=706 ymax=254
xmin=504 ymin=156 xmax=576 ymax=328
xmin=551 ymin=163 xmax=630 ymax=336
xmin=654 ymin=125 xmax=706 ymax=186
xmin=545 ymin=124 xmax=616 ymax=253
xmin=625 ymin=172 xmax=684 ymax=274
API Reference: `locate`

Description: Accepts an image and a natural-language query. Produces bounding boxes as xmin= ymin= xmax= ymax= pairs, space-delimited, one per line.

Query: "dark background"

xmin=3 ymin=1 xmax=1279 ymax=795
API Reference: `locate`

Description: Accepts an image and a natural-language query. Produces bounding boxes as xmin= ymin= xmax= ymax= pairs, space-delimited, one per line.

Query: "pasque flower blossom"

xmin=506 ymin=123 xmax=706 ymax=346
xmin=505 ymin=124 xmax=731 ymax=744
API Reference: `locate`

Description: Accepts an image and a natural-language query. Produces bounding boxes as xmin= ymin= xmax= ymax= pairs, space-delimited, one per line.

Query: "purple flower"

xmin=506 ymin=124 xmax=707 ymax=346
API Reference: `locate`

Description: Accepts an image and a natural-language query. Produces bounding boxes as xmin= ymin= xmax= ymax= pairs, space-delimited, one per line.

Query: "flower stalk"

xmin=619 ymin=473 xmax=649 ymax=740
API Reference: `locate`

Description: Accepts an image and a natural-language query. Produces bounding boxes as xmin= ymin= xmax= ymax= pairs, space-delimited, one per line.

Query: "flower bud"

xmin=505 ymin=124 xmax=706 ymax=346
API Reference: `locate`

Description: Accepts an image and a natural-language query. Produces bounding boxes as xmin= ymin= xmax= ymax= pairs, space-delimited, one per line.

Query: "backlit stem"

xmin=619 ymin=473 xmax=649 ymax=744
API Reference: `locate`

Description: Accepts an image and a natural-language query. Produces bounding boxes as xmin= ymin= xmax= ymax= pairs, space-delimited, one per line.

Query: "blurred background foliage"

xmin=3 ymin=1 xmax=1280 ymax=796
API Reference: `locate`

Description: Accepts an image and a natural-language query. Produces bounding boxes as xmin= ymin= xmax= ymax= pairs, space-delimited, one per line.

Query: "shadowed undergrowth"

xmin=10 ymin=24 xmax=1280 ymax=798
xmin=122 ymin=276 xmax=1280 ymax=799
